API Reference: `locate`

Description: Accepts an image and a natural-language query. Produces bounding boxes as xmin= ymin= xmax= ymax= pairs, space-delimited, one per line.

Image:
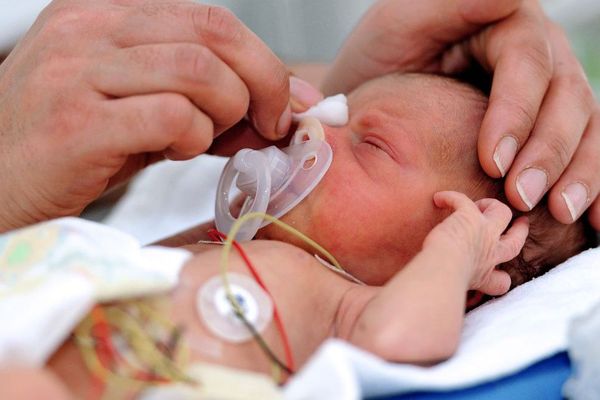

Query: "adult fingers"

xmin=322 ymin=0 xmax=521 ymax=95
xmin=589 ymin=198 xmax=600 ymax=231
xmin=393 ymin=0 xmax=521 ymax=43
xmin=100 ymin=93 xmax=214 ymax=159
xmin=476 ymin=269 xmax=512 ymax=296
xmin=547 ymin=107 xmax=600 ymax=223
xmin=90 ymin=43 xmax=249 ymax=134
xmin=113 ymin=3 xmax=290 ymax=140
xmin=504 ymin=22 xmax=595 ymax=213
xmin=471 ymin=2 xmax=553 ymax=180
xmin=208 ymin=120 xmax=291 ymax=157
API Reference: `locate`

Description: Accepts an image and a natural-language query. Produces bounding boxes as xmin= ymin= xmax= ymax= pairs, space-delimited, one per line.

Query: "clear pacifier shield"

xmin=215 ymin=149 xmax=271 ymax=241
xmin=214 ymin=136 xmax=332 ymax=241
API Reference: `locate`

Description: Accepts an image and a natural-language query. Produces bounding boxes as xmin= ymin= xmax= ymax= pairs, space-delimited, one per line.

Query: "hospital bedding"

xmin=283 ymin=246 xmax=600 ymax=399
xmin=382 ymin=352 xmax=571 ymax=399
xmin=106 ymin=156 xmax=600 ymax=400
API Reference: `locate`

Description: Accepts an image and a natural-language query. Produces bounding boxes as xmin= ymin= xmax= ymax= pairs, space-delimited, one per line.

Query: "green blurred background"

xmin=569 ymin=24 xmax=600 ymax=94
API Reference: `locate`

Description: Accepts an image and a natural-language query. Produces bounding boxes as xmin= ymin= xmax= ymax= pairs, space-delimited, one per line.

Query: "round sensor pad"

xmin=197 ymin=273 xmax=273 ymax=343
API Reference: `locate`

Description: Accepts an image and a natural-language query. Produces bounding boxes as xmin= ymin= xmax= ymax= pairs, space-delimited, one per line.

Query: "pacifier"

xmin=215 ymin=117 xmax=332 ymax=241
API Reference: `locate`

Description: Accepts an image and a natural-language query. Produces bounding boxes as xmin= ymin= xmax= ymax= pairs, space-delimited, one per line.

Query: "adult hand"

xmin=0 ymin=0 xmax=294 ymax=231
xmin=323 ymin=0 xmax=600 ymax=230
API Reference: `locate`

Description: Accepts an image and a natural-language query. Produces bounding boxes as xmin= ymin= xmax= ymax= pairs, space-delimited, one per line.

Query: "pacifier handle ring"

xmin=215 ymin=150 xmax=271 ymax=242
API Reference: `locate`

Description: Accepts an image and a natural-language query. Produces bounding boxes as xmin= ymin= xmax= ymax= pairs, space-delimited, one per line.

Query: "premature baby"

xmin=47 ymin=73 xmax=597 ymax=397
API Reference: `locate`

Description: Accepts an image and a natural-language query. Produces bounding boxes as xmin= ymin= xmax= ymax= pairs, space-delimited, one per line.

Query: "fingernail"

xmin=493 ymin=136 xmax=519 ymax=177
xmin=516 ymin=168 xmax=548 ymax=210
xmin=561 ymin=182 xmax=590 ymax=222
xmin=276 ymin=104 xmax=292 ymax=138
xmin=290 ymin=76 xmax=323 ymax=113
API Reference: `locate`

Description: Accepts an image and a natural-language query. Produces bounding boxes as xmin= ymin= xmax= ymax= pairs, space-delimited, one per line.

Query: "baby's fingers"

xmin=476 ymin=198 xmax=514 ymax=235
xmin=496 ymin=216 xmax=530 ymax=264
xmin=477 ymin=269 xmax=512 ymax=296
xmin=433 ymin=191 xmax=479 ymax=213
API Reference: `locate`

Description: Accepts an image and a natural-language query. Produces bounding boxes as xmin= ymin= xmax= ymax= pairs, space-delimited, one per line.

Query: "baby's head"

xmin=256 ymin=73 xmax=598 ymax=286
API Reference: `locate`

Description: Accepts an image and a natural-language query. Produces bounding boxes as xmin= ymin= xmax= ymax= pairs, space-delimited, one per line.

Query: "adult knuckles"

xmin=40 ymin=4 xmax=98 ymax=39
xmin=153 ymin=95 xmax=214 ymax=155
xmin=192 ymin=5 xmax=244 ymax=47
xmin=554 ymin=72 xmax=596 ymax=113
xmin=538 ymin=131 xmax=574 ymax=173
xmin=173 ymin=45 xmax=215 ymax=84
xmin=152 ymin=94 xmax=196 ymax=137
xmin=46 ymin=94 xmax=96 ymax=141
xmin=519 ymin=40 xmax=553 ymax=82
xmin=32 ymin=53 xmax=85 ymax=91
xmin=495 ymin=94 xmax=537 ymax=134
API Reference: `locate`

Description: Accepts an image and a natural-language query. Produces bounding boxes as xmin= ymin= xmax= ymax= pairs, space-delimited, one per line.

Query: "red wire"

xmin=90 ymin=306 xmax=174 ymax=385
xmin=208 ymin=229 xmax=296 ymax=374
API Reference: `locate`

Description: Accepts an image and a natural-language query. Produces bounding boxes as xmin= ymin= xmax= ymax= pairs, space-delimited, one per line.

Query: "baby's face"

xmin=257 ymin=74 xmax=490 ymax=285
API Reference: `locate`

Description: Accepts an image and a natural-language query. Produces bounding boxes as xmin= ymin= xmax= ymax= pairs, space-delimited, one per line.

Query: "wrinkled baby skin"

xmin=257 ymin=74 xmax=492 ymax=285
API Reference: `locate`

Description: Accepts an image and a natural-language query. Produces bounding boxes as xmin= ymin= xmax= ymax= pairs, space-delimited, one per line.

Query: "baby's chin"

xmin=254 ymin=209 xmax=307 ymax=244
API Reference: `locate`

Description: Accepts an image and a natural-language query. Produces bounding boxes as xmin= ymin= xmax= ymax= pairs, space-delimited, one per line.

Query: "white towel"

xmin=284 ymin=246 xmax=600 ymax=400
xmin=105 ymin=155 xmax=228 ymax=244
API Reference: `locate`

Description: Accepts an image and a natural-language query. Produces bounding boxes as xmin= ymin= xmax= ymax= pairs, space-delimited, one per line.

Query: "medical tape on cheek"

xmin=197 ymin=273 xmax=273 ymax=343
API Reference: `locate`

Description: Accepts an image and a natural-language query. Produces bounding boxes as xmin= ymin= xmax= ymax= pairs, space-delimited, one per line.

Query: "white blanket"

xmin=103 ymin=156 xmax=600 ymax=400
xmin=105 ymin=155 xmax=227 ymax=244
xmin=284 ymin=246 xmax=600 ymax=400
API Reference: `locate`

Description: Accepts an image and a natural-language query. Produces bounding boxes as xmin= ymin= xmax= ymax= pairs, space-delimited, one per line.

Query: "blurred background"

xmin=211 ymin=0 xmax=600 ymax=92
xmin=1 ymin=0 xmax=598 ymax=90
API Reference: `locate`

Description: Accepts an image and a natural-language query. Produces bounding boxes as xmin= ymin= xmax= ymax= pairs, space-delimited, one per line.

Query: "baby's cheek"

xmin=308 ymin=179 xmax=374 ymax=254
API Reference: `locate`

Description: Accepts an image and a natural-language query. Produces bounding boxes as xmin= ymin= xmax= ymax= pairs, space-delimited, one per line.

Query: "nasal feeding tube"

xmin=215 ymin=117 xmax=333 ymax=241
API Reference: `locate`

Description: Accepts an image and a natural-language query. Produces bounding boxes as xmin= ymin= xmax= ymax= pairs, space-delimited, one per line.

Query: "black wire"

xmin=229 ymin=299 xmax=294 ymax=376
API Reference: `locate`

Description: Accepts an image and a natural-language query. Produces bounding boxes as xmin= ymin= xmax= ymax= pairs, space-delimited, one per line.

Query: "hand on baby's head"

xmin=263 ymin=72 xmax=596 ymax=288
xmin=425 ymin=191 xmax=529 ymax=296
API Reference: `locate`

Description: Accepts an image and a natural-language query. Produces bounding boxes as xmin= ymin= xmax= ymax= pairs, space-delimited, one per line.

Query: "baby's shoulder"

xmin=242 ymin=239 xmax=317 ymax=265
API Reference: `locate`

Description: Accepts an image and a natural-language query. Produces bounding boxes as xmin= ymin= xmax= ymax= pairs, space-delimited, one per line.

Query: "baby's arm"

xmin=337 ymin=192 xmax=529 ymax=364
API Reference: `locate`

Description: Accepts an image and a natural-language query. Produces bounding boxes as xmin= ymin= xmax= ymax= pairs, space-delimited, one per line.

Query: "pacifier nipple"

xmin=215 ymin=117 xmax=333 ymax=241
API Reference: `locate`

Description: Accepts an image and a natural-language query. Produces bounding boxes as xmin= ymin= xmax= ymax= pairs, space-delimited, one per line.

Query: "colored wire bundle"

xmin=208 ymin=228 xmax=295 ymax=376
xmin=75 ymin=299 xmax=192 ymax=399
xmin=216 ymin=212 xmax=344 ymax=382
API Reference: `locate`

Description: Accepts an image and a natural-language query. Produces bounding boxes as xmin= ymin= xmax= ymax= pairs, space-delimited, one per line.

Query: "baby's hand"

xmin=424 ymin=191 xmax=529 ymax=296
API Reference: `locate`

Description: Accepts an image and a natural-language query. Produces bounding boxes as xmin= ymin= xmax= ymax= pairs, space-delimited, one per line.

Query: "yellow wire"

xmin=219 ymin=211 xmax=344 ymax=315
xmin=74 ymin=300 xmax=193 ymax=396
xmin=218 ymin=211 xmax=344 ymax=382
